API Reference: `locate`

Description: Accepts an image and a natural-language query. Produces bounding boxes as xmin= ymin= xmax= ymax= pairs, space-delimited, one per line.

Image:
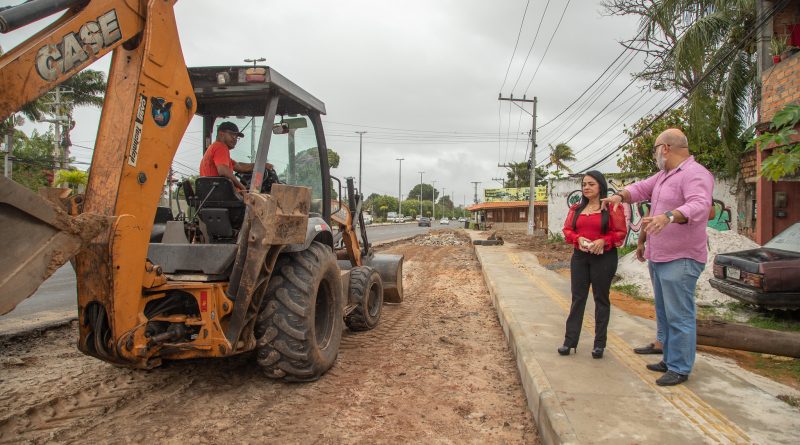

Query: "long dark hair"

xmin=571 ymin=170 xmax=609 ymax=233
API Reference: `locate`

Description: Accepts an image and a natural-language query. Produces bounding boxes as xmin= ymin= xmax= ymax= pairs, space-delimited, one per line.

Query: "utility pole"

xmin=244 ymin=57 xmax=266 ymax=160
xmin=43 ymin=87 xmax=74 ymax=171
xmin=441 ymin=187 xmax=446 ymax=220
xmin=356 ymin=131 xmax=366 ymax=193
xmin=492 ymin=177 xmax=506 ymax=187
xmin=431 ymin=180 xmax=438 ymax=220
xmin=498 ymin=94 xmax=536 ymax=235
xmin=396 ymin=158 xmax=404 ymax=216
xmin=417 ymin=171 xmax=424 ymax=217
xmin=471 ymin=181 xmax=481 ymax=204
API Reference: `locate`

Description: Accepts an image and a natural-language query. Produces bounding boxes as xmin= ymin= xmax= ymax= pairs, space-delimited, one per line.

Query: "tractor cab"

xmin=148 ymin=66 xmax=335 ymax=279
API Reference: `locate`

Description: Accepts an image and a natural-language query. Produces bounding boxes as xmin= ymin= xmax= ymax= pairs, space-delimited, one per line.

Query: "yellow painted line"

xmin=507 ymin=252 xmax=752 ymax=445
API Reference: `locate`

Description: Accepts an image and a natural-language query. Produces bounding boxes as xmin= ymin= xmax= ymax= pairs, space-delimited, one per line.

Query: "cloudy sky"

xmin=1 ymin=0 xmax=671 ymax=204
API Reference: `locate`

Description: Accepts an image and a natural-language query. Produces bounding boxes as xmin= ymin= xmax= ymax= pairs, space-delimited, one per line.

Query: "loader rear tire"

xmin=254 ymin=241 xmax=344 ymax=382
xmin=344 ymin=266 xmax=383 ymax=331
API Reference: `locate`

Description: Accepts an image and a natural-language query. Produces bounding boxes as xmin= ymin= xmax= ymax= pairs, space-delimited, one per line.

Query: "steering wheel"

xmin=236 ymin=168 xmax=281 ymax=193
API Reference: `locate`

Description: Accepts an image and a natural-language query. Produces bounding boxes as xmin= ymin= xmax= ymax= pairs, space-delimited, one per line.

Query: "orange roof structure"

xmin=466 ymin=200 xmax=547 ymax=211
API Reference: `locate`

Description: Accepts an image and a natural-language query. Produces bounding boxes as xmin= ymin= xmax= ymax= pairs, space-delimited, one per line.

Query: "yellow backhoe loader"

xmin=0 ymin=0 xmax=403 ymax=381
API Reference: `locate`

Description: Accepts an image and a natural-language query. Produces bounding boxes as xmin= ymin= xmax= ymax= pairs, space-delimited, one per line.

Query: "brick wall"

xmin=762 ymin=2 xmax=800 ymax=122
xmin=740 ymin=150 xmax=758 ymax=181
xmin=761 ymin=51 xmax=800 ymax=122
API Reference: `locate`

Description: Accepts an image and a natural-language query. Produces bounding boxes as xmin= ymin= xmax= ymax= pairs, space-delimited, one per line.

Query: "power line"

xmin=538 ymin=29 xmax=647 ymax=130
xmin=522 ymin=0 xmax=572 ymax=95
xmin=579 ymin=0 xmax=788 ymax=173
xmin=499 ymin=0 xmax=532 ymax=93
xmin=509 ymin=0 xmax=552 ymax=94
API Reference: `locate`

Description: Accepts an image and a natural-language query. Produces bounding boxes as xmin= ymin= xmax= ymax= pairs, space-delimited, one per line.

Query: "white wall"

xmin=548 ymin=176 xmax=739 ymax=246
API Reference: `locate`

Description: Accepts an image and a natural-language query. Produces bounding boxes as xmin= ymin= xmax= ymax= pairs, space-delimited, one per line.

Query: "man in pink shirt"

xmin=602 ymin=128 xmax=713 ymax=386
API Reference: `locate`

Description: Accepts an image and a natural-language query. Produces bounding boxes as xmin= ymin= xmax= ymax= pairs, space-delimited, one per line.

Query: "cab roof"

xmin=188 ymin=66 xmax=326 ymax=118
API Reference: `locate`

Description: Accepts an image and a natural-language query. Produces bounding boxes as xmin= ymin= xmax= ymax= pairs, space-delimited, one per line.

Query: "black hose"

xmin=0 ymin=0 xmax=88 ymax=33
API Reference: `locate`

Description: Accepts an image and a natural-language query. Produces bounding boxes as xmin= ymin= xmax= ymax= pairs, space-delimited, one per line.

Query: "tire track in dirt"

xmin=1 ymin=231 xmax=538 ymax=443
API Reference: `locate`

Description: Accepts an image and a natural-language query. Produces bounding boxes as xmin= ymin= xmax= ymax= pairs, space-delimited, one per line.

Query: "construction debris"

xmin=413 ymin=232 xmax=466 ymax=246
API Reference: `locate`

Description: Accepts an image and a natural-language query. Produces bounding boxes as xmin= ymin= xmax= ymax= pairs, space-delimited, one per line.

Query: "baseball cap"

xmin=217 ymin=121 xmax=244 ymax=137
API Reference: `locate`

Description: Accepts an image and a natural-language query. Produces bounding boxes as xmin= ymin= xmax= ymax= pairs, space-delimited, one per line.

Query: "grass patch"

xmin=547 ymin=233 xmax=564 ymax=244
xmin=617 ymin=245 xmax=637 ymax=256
xmin=752 ymin=354 xmax=800 ymax=386
xmin=747 ymin=314 xmax=800 ymax=333
xmin=611 ymin=283 xmax=649 ymax=301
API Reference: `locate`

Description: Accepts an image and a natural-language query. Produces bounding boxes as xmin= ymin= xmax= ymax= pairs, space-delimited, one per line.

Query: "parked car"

xmin=710 ymin=222 xmax=800 ymax=308
xmin=362 ymin=214 xmax=373 ymax=225
xmin=418 ymin=217 xmax=431 ymax=227
xmin=440 ymin=218 xmax=449 ymax=225
xmin=458 ymin=217 xmax=467 ymax=223
xmin=404 ymin=216 xmax=413 ymax=222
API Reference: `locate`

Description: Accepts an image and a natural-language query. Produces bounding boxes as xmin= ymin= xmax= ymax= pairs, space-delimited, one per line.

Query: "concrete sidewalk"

xmin=468 ymin=232 xmax=800 ymax=444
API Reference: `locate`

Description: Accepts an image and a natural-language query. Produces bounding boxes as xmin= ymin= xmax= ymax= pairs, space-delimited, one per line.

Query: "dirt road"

xmin=0 ymin=231 xmax=537 ymax=444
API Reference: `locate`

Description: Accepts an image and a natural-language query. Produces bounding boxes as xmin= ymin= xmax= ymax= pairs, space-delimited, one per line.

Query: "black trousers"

xmin=563 ymin=248 xmax=618 ymax=349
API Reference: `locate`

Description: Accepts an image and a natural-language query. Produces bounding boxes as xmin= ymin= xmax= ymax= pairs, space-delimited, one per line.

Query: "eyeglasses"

xmin=653 ymin=143 xmax=667 ymax=154
xmin=224 ymin=131 xmax=242 ymax=139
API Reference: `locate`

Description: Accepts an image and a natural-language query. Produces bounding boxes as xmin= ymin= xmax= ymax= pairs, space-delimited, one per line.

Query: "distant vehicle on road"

xmin=404 ymin=216 xmax=413 ymax=222
xmin=710 ymin=222 xmax=800 ymax=308
xmin=418 ymin=217 xmax=431 ymax=227
xmin=458 ymin=217 xmax=467 ymax=223
xmin=362 ymin=214 xmax=373 ymax=225
xmin=440 ymin=218 xmax=449 ymax=225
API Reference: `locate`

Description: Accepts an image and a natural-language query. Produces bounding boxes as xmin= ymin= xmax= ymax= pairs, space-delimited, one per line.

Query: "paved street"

xmin=0 ymin=222 xmax=439 ymax=325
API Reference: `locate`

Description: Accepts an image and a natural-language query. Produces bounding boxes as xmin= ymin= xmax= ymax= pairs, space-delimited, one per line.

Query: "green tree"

xmin=603 ymin=0 xmax=757 ymax=176
xmin=504 ymin=162 xmax=547 ymax=187
xmin=10 ymin=129 xmax=57 ymax=191
xmin=54 ymin=169 xmax=88 ymax=190
xmin=407 ymin=183 xmax=438 ymax=201
xmin=364 ymin=194 xmax=398 ymax=219
xmin=617 ymin=106 xmax=724 ymax=174
xmin=326 ymin=148 xmax=340 ymax=169
xmin=749 ymin=104 xmax=800 ymax=180
xmin=546 ymin=143 xmax=576 ymax=173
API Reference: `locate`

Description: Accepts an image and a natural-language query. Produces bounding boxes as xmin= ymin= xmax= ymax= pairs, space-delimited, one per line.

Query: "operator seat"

xmin=194 ymin=177 xmax=246 ymax=242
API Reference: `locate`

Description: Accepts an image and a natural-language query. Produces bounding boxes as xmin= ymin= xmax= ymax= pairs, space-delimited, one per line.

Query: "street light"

xmin=431 ymin=180 xmax=438 ymax=220
xmin=396 ymin=158 xmax=404 ymax=217
xmin=441 ymin=187 xmax=446 ymax=220
xmin=417 ymin=171 xmax=424 ymax=218
xmin=356 ymin=131 xmax=366 ymax=194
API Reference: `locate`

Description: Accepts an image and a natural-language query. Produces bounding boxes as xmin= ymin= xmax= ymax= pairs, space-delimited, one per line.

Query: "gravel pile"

xmin=615 ymin=227 xmax=759 ymax=306
xmin=414 ymin=232 xmax=466 ymax=246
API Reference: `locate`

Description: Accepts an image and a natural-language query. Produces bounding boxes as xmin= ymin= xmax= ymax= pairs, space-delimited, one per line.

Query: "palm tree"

xmin=1 ymin=45 xmax=106 ymax=156
xmin=547 ymin=143 xmax=576 ymax=173
xmin=604 ymin=0 xmax=758 ymax=175
xmin=651 ymin=1 xmax=756 ymax=161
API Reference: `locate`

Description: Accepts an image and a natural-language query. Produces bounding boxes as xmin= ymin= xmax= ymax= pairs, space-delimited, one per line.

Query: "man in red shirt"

xmin=199 ymin=121 xmax=254 ymax=191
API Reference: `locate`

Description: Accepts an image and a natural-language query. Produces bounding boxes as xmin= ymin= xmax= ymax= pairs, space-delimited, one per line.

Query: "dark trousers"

xmin=563 ymin=248 xmax=618 ymax=349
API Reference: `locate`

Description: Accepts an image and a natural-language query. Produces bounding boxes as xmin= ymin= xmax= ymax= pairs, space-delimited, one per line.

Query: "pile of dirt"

xmin=412 ymin=230 xmax=467 ymax=246
xmin=489 ymin=230 xmax=573 ymax=268
xmin=616 ymin=227 xmax=759 ymax=306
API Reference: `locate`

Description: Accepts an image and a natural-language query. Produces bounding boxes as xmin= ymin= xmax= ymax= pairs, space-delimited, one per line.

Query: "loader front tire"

xmin=344 ymin=266 xmax=383 ymax=331
xmin=255 ymin=241 xmax=344 ymax=382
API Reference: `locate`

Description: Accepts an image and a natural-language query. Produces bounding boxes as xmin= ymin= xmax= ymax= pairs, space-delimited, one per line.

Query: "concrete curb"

xmin=0 ymin=311 xmax=76 ymax=340
xmin=471 ymin=241 xmax=578 ymax=445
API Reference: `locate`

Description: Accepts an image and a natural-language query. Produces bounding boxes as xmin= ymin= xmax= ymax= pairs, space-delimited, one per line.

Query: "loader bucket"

xmin=364 ymin=254 xmax=404 ymax=303
xmin=0 ymin=176 xmax=110 ymax=315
